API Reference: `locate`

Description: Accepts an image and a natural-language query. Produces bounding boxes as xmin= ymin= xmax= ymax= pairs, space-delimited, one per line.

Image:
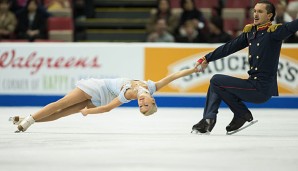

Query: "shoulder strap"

xmin=243 ymin=24 xmax=254 ymax=33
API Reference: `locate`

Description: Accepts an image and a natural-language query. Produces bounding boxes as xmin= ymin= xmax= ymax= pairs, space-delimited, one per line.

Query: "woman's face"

xmin=159 ymin=0 xmax=169 ymax=13
xmin=28 ymin=1 xmax=37 ymax=12
xmin=0 ymin=2 xmax=9 ymax=12
xmin=138 ymin=94 xmax=155 ymax=114
xmin=184 ymin=0 xmax=194 ymax=11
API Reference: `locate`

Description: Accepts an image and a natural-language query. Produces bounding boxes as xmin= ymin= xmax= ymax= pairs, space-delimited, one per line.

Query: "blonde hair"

xmin=142 ymin=103 xmax=158 ymax=116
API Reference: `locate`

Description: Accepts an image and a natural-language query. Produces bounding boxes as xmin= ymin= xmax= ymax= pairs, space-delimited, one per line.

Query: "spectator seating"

xmin=170 ymin=7 xmax=212 ymax=20
xmin=43 ymin=0 xmax=52 ymax=6
xmin=85 ymin=29 xmax=147 ymax=42
xmin=76 ymin=0 xmax=154 ymax=42
xmin=222 ymin=8 xmax=246 ymax=31
xmin=0 ymin=39 xmax=28 ymax=42
xmin=0 ymin=39 xmax=63 ymax=42
xmin=43 ymin=0 xmax=72 ymax=7
xmin=224 ymin=18 xmax=239 ymax=36
xmin=200 ymin=8 xmax=212 ymax=20
xmin=244 ymin=18 xmax=254 ymax=25
xmin=254 ymin=0 xmax=279 ymax=4
xmin=225 ymin=0 xmax=251 ymax=8
xmin=170 ymin=0 xmax=179 ymax=8
xmin=287 ymin=0 xmax=298 ymax=19
xmin=44 ymin=0 xmax=72 ymax=17
xmin=195 ymin=0 xmax=219 ymax=8
xmin=47 ymin=17 xmax=74 ymax=42
xmin=170 ymin=0 xmax=219 ymax=8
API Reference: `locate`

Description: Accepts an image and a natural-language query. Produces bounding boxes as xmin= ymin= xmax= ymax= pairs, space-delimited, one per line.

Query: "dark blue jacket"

xmin=204 ymin=19 xmax=298 ymax=96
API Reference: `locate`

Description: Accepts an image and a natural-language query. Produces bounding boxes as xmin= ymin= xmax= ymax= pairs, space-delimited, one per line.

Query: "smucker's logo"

xmin=277 ymin=55 xmax=298 ymax=93
xmin=168 ymin=51 xmax=298 ymax=93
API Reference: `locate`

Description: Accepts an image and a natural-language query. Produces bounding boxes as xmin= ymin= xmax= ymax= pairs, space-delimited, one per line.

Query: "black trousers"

xmin=203 ymin=74 xmax=271 ymax=119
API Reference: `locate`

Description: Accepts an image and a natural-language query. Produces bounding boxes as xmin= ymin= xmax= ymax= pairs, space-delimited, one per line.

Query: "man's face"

xmin=253 ymin=3 xmax=273 ymax=25
xmin=28 ymin=1 xmax=37 ymax=12
xmin=155 ymin=19 xmax=167 ymax=34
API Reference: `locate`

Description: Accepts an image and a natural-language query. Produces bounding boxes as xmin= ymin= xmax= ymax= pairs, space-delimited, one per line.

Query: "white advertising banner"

xmin=0 ymin=43 xmax=144 ymax=95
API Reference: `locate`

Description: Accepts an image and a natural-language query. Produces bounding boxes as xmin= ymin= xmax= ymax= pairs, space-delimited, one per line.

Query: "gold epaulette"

xmin=243 ymin=24 xmax=254 ymax=33
xmin=267 ymin=23 xmax=282 ymax=32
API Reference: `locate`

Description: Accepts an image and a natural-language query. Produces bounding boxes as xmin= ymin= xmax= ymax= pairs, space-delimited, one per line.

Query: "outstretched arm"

xmin=269 ymin=19 xmax=298 ymax=41
xmin=155 ymin=67 xmax=198 ymax=91
xmin=81 ymin=98 xmax=122 ymax=116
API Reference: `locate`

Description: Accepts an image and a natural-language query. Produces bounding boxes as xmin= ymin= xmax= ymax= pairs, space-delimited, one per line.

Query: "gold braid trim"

xmin=267 ymin=23 xmax=282 ymax=32
xmin=243 ymin=24 xmax=254 ymax=33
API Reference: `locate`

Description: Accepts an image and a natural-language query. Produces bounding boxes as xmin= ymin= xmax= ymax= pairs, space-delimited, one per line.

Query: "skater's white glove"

xmin=80 ymin=107 xmax=89 ymax=116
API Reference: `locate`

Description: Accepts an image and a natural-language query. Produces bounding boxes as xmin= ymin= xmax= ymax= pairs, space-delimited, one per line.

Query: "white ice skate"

xmin=16 ymin=115 xmax=35 ymax=133
xmin=8 ymin=116 xmax=25 ymax=125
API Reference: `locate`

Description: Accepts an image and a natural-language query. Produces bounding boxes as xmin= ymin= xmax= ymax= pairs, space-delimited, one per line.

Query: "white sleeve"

xmin=117 ymin=84 xmax=131 ymax=103
xmin=147 ymin=80 xmax=157 ymax=95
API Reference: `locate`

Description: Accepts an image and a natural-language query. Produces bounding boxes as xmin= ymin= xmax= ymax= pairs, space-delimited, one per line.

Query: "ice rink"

xmin=1 ymin=107 xmax=298 ymax=171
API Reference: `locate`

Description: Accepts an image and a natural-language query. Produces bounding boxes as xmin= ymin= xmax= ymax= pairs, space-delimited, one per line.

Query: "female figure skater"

xmin=12 ymin=65 xmax=205 ymax=132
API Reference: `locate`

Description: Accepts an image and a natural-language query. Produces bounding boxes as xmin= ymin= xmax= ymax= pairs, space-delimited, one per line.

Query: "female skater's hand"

xmin=80 ymin=107 xmax=89 ymax=116
xmin=195 ymin=57 xmax=208 ymax=72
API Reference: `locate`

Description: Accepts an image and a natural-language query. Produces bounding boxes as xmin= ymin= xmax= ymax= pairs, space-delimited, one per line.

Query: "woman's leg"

xmin=17 ymin=88 xmax=92 ymax=132
xmin=37 ymin=100 xmax=95 ymax=122
xmin=32 ymin=88 xmax=91 ymax=121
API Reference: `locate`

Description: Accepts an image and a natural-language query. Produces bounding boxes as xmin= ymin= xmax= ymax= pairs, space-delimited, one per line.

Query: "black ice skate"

xmin=226 ymin=112 xmax=253 ymax=133
xmin=191 ymin=118 xmax=216 ymax=135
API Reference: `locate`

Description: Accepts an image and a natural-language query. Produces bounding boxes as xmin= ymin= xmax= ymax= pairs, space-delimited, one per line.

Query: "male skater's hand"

xmin=195 ymin=56 xmax=208 ymax=72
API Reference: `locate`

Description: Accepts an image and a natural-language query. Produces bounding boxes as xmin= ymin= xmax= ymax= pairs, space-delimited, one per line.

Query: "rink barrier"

xmin=0 ymin=95 xmax=297 ymax=108
xmin=0 ymin=43 xmax=297 ymax=108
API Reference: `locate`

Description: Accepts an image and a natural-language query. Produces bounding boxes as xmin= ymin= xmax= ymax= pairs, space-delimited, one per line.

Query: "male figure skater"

xmin=192 ymin=0 xmax=298 ymax=134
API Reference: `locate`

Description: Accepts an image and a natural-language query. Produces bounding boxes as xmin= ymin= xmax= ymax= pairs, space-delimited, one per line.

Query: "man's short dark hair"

xmin=256 ymin=0 xmax=276 ymax=21
xmin=180 ymin=0 xmax=196 ymax=8
xmin=0 ymin=0 xmax=10 ymax=4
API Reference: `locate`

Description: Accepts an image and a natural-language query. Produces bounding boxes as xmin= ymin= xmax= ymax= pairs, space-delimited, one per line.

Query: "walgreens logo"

xmin=0 ymin=49 xmax=101 ymax=75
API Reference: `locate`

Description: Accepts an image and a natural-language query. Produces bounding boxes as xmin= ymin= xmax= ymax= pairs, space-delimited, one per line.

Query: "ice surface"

xmin=1 ymin=107 xmax=298 ymax=171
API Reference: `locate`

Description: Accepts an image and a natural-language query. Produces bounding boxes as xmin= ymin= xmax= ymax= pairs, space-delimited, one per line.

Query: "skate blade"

xmin=8 ymin=117 xmax=14 ymax=121
xmin=226 ymin=120 xmax=258 ymax=135
xmin=191 ymin=130 xmax=210 ymax=135
xmin=9 ymin=116 xmax=24 ymax=125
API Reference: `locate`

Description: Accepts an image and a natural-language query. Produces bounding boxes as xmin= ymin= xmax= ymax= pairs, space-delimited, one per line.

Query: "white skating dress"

xmin=76 ymin=78 xmax=156 ymax=106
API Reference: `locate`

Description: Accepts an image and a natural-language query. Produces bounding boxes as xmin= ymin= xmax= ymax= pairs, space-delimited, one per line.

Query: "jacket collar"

xmin=256 ymin=22 xmax=272 ymax=31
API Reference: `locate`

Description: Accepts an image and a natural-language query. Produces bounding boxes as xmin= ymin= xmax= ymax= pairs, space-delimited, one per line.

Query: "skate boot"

xmin=191 ymin=118 xmax=216 ymax=134
xmin=9 ymin=116 xmax=25 ymax=125
xmin=226 ymin=112 xmax=253 ymax=132
xmin=17 ymin=115 xmax=35 ymax=132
